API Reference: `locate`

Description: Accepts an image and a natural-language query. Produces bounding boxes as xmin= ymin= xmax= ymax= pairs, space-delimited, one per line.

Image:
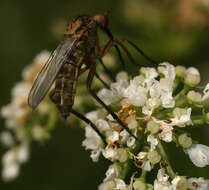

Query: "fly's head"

xmin=93 ymin=12 xmax=114 ymax=40
xmin=93 ymin=13 xmax=109 ymax=30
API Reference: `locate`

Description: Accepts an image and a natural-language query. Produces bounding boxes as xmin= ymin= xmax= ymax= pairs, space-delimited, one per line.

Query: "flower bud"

xmin=117 ymin=148 xmax=128 ymax=162
xmin=147 ymin=150 xmax=161 ymax=164
xmin=187 ymin=90 xmax=201 ymax=104
xmin=147 ymin=120 xmax=159 ymax=134
xmin=178 ymin=133 xmax=192 ymax=148
xmin=133 ymin=180 xmax=146 ymax=190
xmin=184 ymin=67 xmax=200 ymax=87
xmin=116 ymin=71 xmax=128 ymax=81
xmin=176 ymin=65 xmax=186 ymax=78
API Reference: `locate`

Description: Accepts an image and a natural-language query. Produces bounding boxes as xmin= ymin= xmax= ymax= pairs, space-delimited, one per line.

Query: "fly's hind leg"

xmin=71 ymin=109 xmax=107 ymax=145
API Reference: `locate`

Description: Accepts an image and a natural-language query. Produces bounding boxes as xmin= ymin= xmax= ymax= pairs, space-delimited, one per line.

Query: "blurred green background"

xmin=0 ymin=0 xmax=209 ymax=189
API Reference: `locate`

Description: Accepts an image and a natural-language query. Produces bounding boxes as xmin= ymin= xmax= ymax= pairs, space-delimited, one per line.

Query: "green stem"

xmin=174 ymin=85 xmax=191 ymax=101
xmin=157 ymin=141 xmax=176 ymax=179
xmin=140 ymin=170 xmax=147 ymax=182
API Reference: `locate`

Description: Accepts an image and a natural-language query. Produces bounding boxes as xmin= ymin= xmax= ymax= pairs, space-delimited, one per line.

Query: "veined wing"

xmin=28 ymin=37 xmax=77 ymax=109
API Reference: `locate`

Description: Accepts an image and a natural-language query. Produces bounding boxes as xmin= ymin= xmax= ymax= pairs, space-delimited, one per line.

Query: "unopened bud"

xmin=147 ymin=120 xmax=159 ymax=134
xmin=178 ymin=133 xmax=192 ymax=148
xmin=184 ymin=67 xmax=200 ymax=87
xmin=176 ymin=65 xmax=186 ymax=78
xmin=147 ymin=150 xmax=161 ymax=164
xmin=187 ymin=90 xmax=202 ymax=104
xmin=117 ymin=148 xmax=128 ymax=162
xmin=133 ymin=180 xmax=146 ymax=190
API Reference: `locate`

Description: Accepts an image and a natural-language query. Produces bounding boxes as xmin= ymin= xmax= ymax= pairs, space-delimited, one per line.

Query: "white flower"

xmin=124 ymin=76 xmax=147 ymax=106
xmin=158 ymin=123 xmax=173 ymax=142
xmin=104 ymin=164 xmax=121 ymax=182
xmin=188 ymin=177 xmax=209 ymax=190
xmin=187 ymin=144 xmax=209 ymax=167
xmin=154 ymin=168 xmax=172 ymax=190
xmin=158 ymin=62 xmax=176 ymax=80
xmin=160 ymin=91 xmax=175 ymax=108
xmin=171 ymin=108 xmax=192 ymax=127
xmin=2 ymin=162 xmax=19 ymax=182
xmin=16 ymin=143 xmax=29 ymax=163
xmin=98 ymin=88 xmax=119 ymax=105
xmin=147 ymin=134 xmax=158 ymax=151
xmin=96 ymin=119 xmax=110 ymax=132
xmin=82 ymin=126 xmax=103 ymax=162
xmin=107 ymin=131 xmax=119 ymax=142
xmin=111 ymin=76 xmax=129 ymax=97
xmin=0 ymin=131 xmax=14 ymax=147
xmin=102 ymin=147 xmax=118 ymax=161
xmin=137 ymin=152 xmax=151 ymax=171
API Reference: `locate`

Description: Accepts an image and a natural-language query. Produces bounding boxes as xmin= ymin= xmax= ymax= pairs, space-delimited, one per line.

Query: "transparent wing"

xmin=28 ymin=37 xmax=77 ymax=109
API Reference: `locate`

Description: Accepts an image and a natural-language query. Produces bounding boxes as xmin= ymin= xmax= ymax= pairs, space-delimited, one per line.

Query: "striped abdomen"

xmin=50 ymin=61 xmax=79 ymax=119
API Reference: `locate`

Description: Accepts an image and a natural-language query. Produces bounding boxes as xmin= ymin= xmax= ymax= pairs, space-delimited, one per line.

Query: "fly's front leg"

xmin=86 ymin=64 xmax=145 ymax=146
xmin=71 ymin=109 xmax=107 ymax=145
xmin=101 ymin=27 xmax=158 ymax=67
xmin=114 ymin=39 xmax=158 ymax=66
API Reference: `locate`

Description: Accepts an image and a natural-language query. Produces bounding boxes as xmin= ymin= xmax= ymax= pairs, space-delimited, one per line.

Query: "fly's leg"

xmin=78 ymin=65 xmax=110 ymax=89
xmin=100 ymin=27 xmax=125 ymax=68
xmin=71 ymin=109 xmax=107 ymax=145
xmin=101 ymin=39 xmax=157 ymax=67
xmin=95 ymin=72 xmax=109 ymax=89
xmin=86 ymin=63 xmax=145 ymax=146
xmin=101 ymin=27 xmax=158 ymax=66
xmin=114 ymin=39 xmax=158 ymax=66
xmin=99 ymin=58 xmax=115 ymax=82
xmin=49 ymin=88 xmax=107 ymax=145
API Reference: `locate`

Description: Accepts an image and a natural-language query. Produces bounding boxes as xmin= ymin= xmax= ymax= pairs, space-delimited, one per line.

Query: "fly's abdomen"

xmin=50 ymin=62 xmax=79 ymax=119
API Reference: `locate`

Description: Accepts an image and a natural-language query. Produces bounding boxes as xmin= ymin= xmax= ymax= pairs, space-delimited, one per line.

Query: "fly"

xmin=28 ymin=13 xmax=157 ymax=145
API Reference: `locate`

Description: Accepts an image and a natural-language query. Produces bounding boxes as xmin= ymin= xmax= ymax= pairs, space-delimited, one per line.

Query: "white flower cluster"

xmin=154 ymin=168 xmax=209 ymax=190
xmin=82 ymin=63 xmax=209 ymax=189
xmin=0 ymin=51 xmax=51 ymax=181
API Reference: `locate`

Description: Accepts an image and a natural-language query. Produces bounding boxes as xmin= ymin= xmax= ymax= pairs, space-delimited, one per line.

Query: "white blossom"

xmin=158 ymin=62 xmax=176 ymax=80
xmin=147 ymin=134 xmax=158 ymax=151
xmin=158 ymin=123 xmax=173 ymax=142
xmin=0 ymin=131 xmax=14 ymax=147
xmin=82 ymin=126 xmax=103 ymax=162
xmin=102 ymin=147 xmax=118 ymax=161
xmin=187 ymin=144 xmax=209 ymax=167
xmin=171 ymin=108 xmax=192 ymax=127
xmin=154 ymin=168 xmax=172 ymax=190
xmin=124 ymin=76 xmax=147 ymax=106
